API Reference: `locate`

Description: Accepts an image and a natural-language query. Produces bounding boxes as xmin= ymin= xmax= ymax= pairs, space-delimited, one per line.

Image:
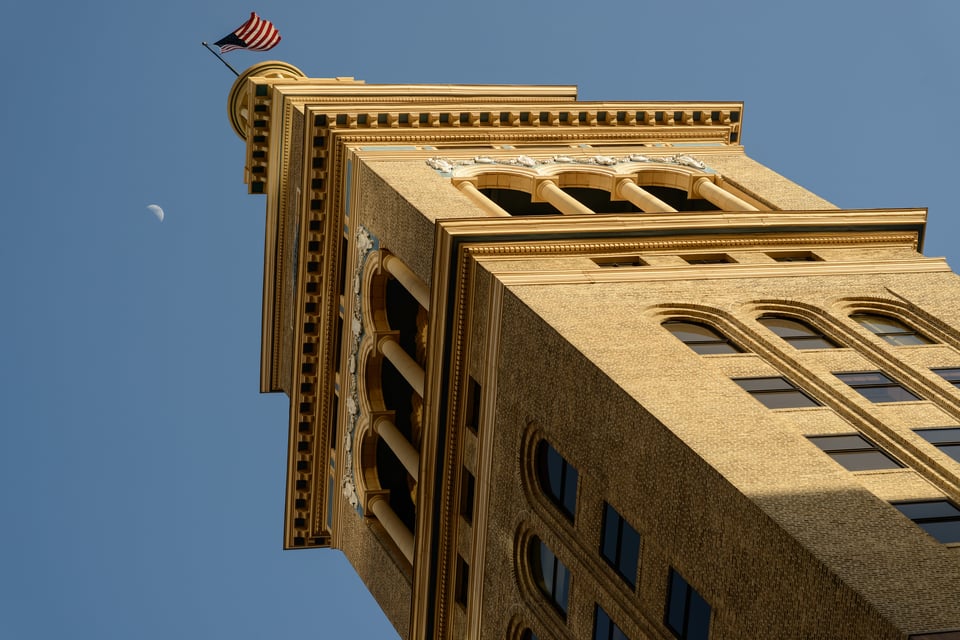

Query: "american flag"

xmin=214 ymin=13 xmax=281 ymax=53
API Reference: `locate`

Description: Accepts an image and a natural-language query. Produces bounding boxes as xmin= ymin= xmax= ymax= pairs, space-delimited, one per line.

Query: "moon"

xmin=146 ymin=204 xmax=164 ymax=222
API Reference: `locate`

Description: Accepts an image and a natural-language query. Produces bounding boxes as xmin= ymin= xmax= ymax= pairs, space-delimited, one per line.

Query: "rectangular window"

xmin=594 ymin=604 xmax=630 ymax=640
xmin=682 ymin=253 xmax=733 ymax=265
xmin=893 ymin=500 xmax=960 ymax=544
xmin=460 ymin=467 xmax=475 ymax=525
xmin=665 ymin=568 xmax=711 ymax=639
xmin=734 ymin=377 xmax=820 ymax=409
xmin=593 ymin=256 xmax=646 ymax=268
xmin=768 ymin=250 xmax=820 ymax=262
xmin=600 ymin=502 xmax=641 ymax=588
xmin=834 ymin=371 xmax=920 ymax=403
xmin=933 ymin=368 xmax=960 ymax=389
xmin=465 ymin=377 xmax=482 ymax=434
xmin=455 ymin=554 xmax=470 ymax=606
xmin=915 ymin=428 xmax=960 ymax=463
xmin=808 ymin=434 xmax=901 ymax=471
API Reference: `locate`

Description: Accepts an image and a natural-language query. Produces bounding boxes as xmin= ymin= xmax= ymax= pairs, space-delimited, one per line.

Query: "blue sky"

xmin=3 ymin=1 xmax=959 ymax=638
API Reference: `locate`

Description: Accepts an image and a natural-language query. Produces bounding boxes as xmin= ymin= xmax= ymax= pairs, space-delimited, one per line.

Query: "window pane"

xmin=853 ymin=385 xmax=919 ymax=403
xmin=689 ymin=342 xmax=741 ymax=355
xmin=544 ymin=446 xmax=564 ymax=497
xmin=619 ymin=524 xmax=641 ymax=588
xmin=538 ymin=543 xmax=555 ymax=591
xmin=539 ymin=442 xmax=578 ymax=519
xmin=917 ymin=519 xmax=960 ymax=544
xmin=895 ymin=501 xmax=960 ymax=519
xmin=753 ymin=390 xmax=820 ymax=409
xmin=828 ymin=450 xmax=901 ymax=471
xmin=554 ymin=561 xmax=570 ymax=613
xmin=563 ymin=465 xmax=579 ymax=518
xmin=665 ymin=570 xmax=687 ymax=635
xmin=938 ymin=444 xmax=960 ymax=462
xmin=686 ymin=588 xmax=712 ymax=640
xmin=601 ymin=504 xmax=619 ymax=564
xmin=883 ymin=333 xmax=931 ymax=346
xmin=735 ymin=377 xmax=794 ymax=392
xmin=835 ymin=372 xmax=894 ymax=385
xmin=854 ymin=314 xmax=908 ymax=333
xmin=760 ymin=317 xmax=816 ymax=338
xmin=594 ymin=606 xmax=613 ymax=640
xmin=788 ymin=337 xmax=837 ymax=350
xmin=916 ymin=428 xmax=960 ymax=444
xmin=809 ymin=434 xmax=873 ymax=451
xmin=934 ymin=368 xmax=960 ymax=383
xmin=665 ymin=322 xmax=724 ymax=342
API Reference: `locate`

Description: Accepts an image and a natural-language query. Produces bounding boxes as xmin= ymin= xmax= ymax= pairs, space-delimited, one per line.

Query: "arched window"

xmin=758 ymin=316 xmax=837 ymax=349
xmin=662 ymin=320 xmax=742 ymax=355
xmin=530 ymin=537 xmax=571 ymax=617
xmin=851 ymin=313 xmax=931 ymax=346
xmin=536 ymin=441 xmax=579 ymax=520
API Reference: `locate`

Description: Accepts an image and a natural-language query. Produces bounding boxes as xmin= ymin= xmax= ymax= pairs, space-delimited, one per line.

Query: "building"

xmin=227 ymin=61 xmax=960 ymax=639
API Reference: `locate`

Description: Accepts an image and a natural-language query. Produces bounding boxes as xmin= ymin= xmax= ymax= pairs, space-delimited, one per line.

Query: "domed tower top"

xmin=227 ymin=60 xmax=306 ymax=140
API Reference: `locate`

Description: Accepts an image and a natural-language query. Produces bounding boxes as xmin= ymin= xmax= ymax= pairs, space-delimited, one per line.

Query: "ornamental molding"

xmin=464 ymin=233 xmax=922 ymax=258
xmin=341 ymin=226 xmax=378 ymax=511
xmin=426 ymin=153 xmax=709 ymax=175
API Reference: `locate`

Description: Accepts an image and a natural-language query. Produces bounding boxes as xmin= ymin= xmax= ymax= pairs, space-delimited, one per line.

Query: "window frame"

xmin=733 ymin=376 xmax=821 ymax=409
xmin=834 ymin=371 xmax=920 ymax=403
xmin=851 ymin=313 xmax=932 ymax=346
xmin=665 ymin=568 xmax=711 ymax=639
xmin=914 ymin=427 xmax=960 ymax=464
xmin=530 ymin=537 xmax=572 ymax=618
xmin=807 ymin=434 xmax=902 ymax=471
xmin=662 ymin=320 xmax=742 ymax=355
xmin=893 ymin=500 xmax=960 ymax=544
xmin=594 ymin=604 xmax=629 ymax=640
xmin=536 ymin=441 xmax=579 ymax=521
xmin=932 ymin=367 xmax=960 ymax=390
xmin=600 ymin=502 xmax=641 ymax=589
xmin=757 ymin=315 xmax=838 ymax=350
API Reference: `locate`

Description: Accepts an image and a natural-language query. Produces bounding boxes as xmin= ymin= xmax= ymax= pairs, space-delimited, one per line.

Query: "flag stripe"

xmin=215 ymin=13 xmax=281 ymax=53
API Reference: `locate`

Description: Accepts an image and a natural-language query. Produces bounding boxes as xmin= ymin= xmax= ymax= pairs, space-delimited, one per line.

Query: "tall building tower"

xmin=228 ymin=61 xmax=960 ymax=639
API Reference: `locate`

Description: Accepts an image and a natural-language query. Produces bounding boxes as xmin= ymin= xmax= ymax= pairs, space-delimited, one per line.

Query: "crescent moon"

xmin=146 ymin=204 xmax=164 ymax=222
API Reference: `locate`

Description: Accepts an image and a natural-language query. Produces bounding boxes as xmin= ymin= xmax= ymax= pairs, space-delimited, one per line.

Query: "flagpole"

xmin=201 ymin=42 xmax=240 ymax=77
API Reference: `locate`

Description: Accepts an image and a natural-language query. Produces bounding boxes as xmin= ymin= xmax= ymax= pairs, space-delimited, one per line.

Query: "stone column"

xmin=381 ymin=253 xmax=431 ymax=311
xmin=693 ymin=177 xmax=759 ymax=211
xmin=535 ymin=180 xmax=595 ymax=215
xmin=379 ymin=336 xmax=425 ymax=397
xmin=373 ymin=413 xmax=419 ymax=479
xmin=368 ymin=494 xmax=415 ymax=564
xmin=455 ymin=181 xmax=512 ymax=218
xmin=615 ymin=179 xmax=678 ymax=212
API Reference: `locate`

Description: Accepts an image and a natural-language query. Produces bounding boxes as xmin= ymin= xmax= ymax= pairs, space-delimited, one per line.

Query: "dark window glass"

xmin=594 ymin=605 xmax=630 ymax=640
xmin=537 ymin=441 xmax=578 ymax=520
xmin=734 ymin=377 xmax=820 ymax=409
xmin=758 ymin=316 xmax=837 ymax=349
xmin=455 ymin=554 xmax=469 ymax=606
xmin=835 ymin=371 xmax=920 ymax=403
xmin=663 ymin=320 xmax=742 ymax=355
xmin=915 ymin=428 xmax=960 ymax=463
xmin=520 ymin=631 xmax=539 ymax=640
xmin=893 ymin=500 xmax=960 ymax=543
xmin=530 ymin=537 xmax=570 ymax=617
xmin=933 ymin=368 xmax=960 ymax=389
xmin=852 ymin=313 xmax=932 ymax=345
xmin=808 ymin=434 xmax=901 ymax=471
xmin=460 ymin=468 xmax=475 ymax=524
xmin=665 ymin=568 xmax=711 ymax=639
xmin=601 ymin=502 xmax=641 ymax=588
xmin=682 ymin=254 xmax=733 ymax=265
